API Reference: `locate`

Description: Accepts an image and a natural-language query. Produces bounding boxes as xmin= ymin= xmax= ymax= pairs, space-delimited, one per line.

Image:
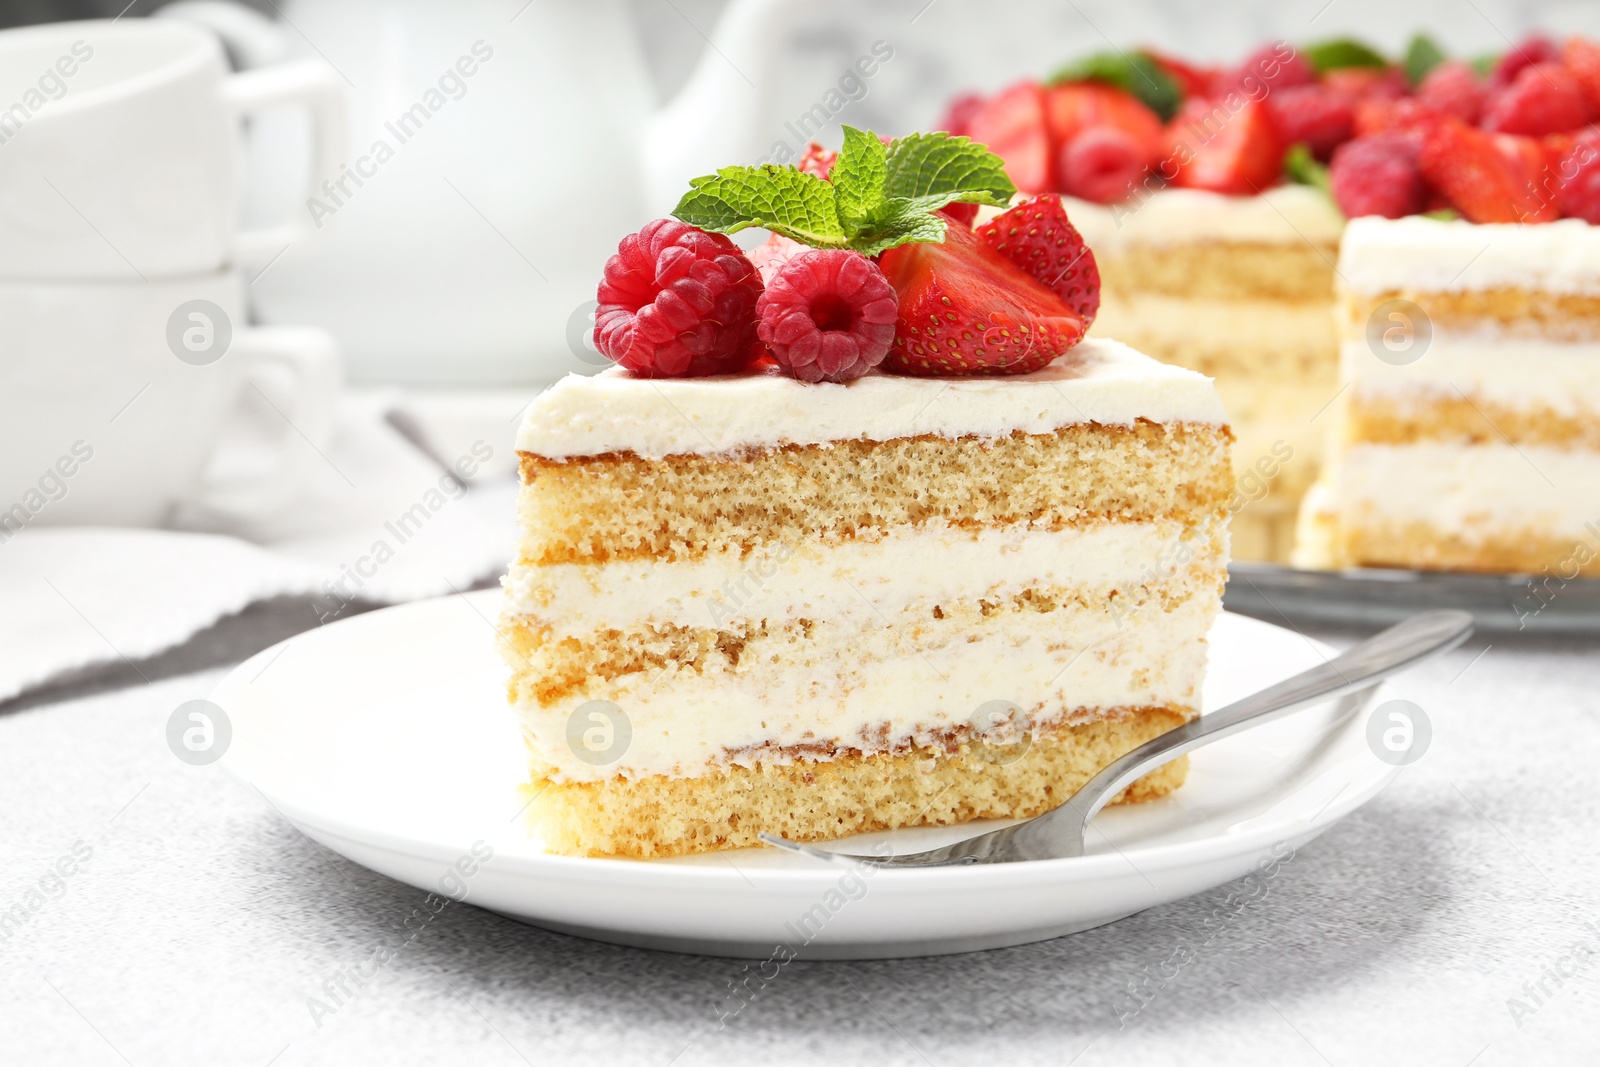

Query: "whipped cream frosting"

xmin=1344 ymin=338 xmax=1600 ymax=415
xmin=980 ymin=185 xmax=1346 ymax=251
xmin=1340 ymin=216 xmax=1600 ymax=295
xmin=516 ymin=338 xmax=1226 ymax=459
xmin=504 ymin=518 xmax=1212 ymax=630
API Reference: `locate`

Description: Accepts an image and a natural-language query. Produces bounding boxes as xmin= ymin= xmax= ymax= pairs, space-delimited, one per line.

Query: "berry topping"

xmin=1562 ymin=38 xmax=1600 ymax=114
xmin=1321 ymin=66 xmax=1408 ymax=103
xmin=1266 ymin=84 xmax=1356 ymax=160
xmin=1329 ymin=134 xmax=1425 ymax=218
xmin=797 ymin=142 xmax=838 ymax=180
xmin=1415 ymin=61 xmax=1487 ymax=124
xmin=877 ymin=221 xmax=1086 ymax=376
xmin=594 ymin=219 xmax=763 ymax=378
xmin=1166 ymin=97 xmax=1285 ymax=195
xmin=1418 ymin=118 xmax=1559 ymax=222
xmin=1490 ymin=34 xmax=1560 ymax=89
xmin=1558 ymin=132 xmax=1600 ymax=222
xmin=755 ymin=250 xmax=898 ymax=383
xmin=747 ymin=232 xmax=809 ymax=285
xmin=976 ymin=195 xmax=1100 ymax=326
xmin=1043 ymin=81 xmax=1164 ymax=159
xmin=1225 ymin=42 xmax=1314 ymax=95
xmin=969 ymin=81 xmax=1053 ymax=194
xmin=1056 ymin=126 xmax=1148 ymax=203
xmin=1482 ymin=62 xmax=1593 ymax=135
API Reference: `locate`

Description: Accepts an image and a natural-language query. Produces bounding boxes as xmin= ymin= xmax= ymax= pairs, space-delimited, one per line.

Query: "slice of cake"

xmin=503 ymin=341 xmax=1232 ymax=857
xmin=1294 ymin=216 xmax=1600 ymax=576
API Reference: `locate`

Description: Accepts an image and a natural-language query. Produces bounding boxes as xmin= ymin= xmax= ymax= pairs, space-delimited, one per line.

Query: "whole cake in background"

xmin=939 ymin=32 xmax=1600 ymax=564
xmin=501 ymin=131 xmax=1233 ymax=858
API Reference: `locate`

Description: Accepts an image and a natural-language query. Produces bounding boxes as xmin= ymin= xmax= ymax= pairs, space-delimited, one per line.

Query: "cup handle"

xmin=186 ymin=326 xmax=342 ymax=521
xmin=222 ymin=59 xmax=349 ymax=263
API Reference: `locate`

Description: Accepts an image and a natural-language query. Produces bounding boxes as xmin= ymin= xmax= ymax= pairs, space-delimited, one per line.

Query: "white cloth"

xmin=0 ymin=390 xmax=522 ymax=703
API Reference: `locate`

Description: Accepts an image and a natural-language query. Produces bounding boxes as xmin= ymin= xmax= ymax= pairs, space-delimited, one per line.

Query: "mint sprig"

xmin=671 ymin=127 xmax=1016 ymax=256
xmin=1402 ymin=33 xmax=1448 ymax=87
xmin=1303 ymin=38 xmax=1390 ymax=74
xmin=1283 ymin=143 xmax=1333 ymax=199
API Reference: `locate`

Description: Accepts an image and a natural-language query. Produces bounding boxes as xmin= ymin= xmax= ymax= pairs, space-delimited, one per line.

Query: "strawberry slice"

xmin=976 ymin=195 xmax=1100 ymax=327
xmin=1563 ymin=38 xmax=1600 ymax=114
xmin=968 ymin=81 xmax=1052 ymax=194
xmin=1166 ymin=97 xmax=1285 ymax=194
xmin=877 ymin=221 xmax=1086 ymax=376
xmin=1143 ymin=49 xmax=1219 ymax=99
xmin=1042 ymin=82 xmax=1164 ymax=157
xmin=1418 ymin=118 xmax=1558 ymax=222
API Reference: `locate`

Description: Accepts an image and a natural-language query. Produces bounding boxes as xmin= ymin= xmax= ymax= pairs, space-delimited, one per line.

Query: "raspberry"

xmin=1482 ymin=63 xmax=1593 ymax=136
xmin=1490 ymin=34 xmax=1560 ymax=89
xmin=1226 ymin=42 xmax=1314 ymax=95
xmin=1057 ymin=126 xmax=1147 ymax=203
xmin=594 ymin=219 xmax=763 ymax=378
xmin=755 ymin=250 xmax=898 ymax=383
xmin=1330 ymin=134 xmax=1425 ymax=218
xmin=1416 ymin=61 xmax=1487 ymax=125
xmin=1559 ymin=132 xmax=1600 ymax=222
xmin=1266 ymin=84 xmax=1355 ymax=160
xmin=797 ymin=142 xmax=837 ymax=179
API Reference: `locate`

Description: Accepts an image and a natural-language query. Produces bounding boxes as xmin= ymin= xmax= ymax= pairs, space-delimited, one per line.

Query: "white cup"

xmin=0 ymin=18 xmax=345 ymax=279
xmin=0 ymin=271 xmax=340 ymax=530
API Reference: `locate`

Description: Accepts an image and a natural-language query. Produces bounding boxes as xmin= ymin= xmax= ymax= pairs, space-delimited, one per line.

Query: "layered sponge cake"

xmin=1295 ymin=216 xmax=1600 ymax=574
xmin=502 ymin=341 xmax=1232 ymax=857
xmin=1065 ymin=186 xmax=1343 ymax=562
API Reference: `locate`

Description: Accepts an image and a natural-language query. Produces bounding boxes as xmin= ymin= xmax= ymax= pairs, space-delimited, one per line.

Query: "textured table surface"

xmin=3 ymin=600 xmax=1598 ymax=1067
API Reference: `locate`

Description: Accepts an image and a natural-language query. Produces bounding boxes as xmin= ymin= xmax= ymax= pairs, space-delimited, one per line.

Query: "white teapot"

xmin=154 ymin=0 xmax=800 ymax=386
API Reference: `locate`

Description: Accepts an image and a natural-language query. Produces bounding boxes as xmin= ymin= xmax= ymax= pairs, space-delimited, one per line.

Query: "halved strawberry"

xmin=1562 ymin=38 xmax=1600 ymax=114
xmin=976 ymin=195 xmax=1100 ymax=327
xmin=968 ymin=81 xmax=1052 ymax=194
xmin=876 ymin=221 xmax=1085 ymax=376
xmin=1418 ymin=118 xmax=1558 ymax=222
xmin=1321 ymin=67 xmax=1408 ymax=103
xmin=1352 ymin=97 xmax=1443 ymax=147
xmin=1042 ymin=82 xmax=1164 ymax=157
xmin=1166 ymin=97 xmax=1285 ymax=194
xmin=934 ymin=92 xmax=987 ymax=138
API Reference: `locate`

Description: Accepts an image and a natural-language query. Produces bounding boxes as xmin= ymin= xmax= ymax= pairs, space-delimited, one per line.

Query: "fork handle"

xmin=1001 ymin=609 xmax=1476 ymax=859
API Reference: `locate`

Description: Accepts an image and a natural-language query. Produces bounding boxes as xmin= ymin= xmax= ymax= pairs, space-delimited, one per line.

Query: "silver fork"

xmin=759 ymin=610 xmax=1473 ymax=868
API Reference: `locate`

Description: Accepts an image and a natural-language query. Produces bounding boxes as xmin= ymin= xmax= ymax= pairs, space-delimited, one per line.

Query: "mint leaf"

xmin=849 ymin=203 xmax=948 ymax=257
xmin=1470 ymin=52 xmax=1498 ymax=78
xmin=673 ymin=128 xmax=1015 ymax=255
xmin=1421 ymin=207 xmax=1461 ymax=221
xmin=1304 ymin=38 xmax=1389 ymax=73
xmin=1402 ymin=33 xmax=1447 ymax=87
xmin=1283 ymin=143 xmax=1333 ymax=198
xmin=833 ymin=126 xmax=887 ymax=230
xmin=883 ymin=130 xmax=1015 ymax=212
xmin=1049 ymin=50 xmax=1182 ymax=122
xmin=673 ymin=165 xmax=846 ymax=247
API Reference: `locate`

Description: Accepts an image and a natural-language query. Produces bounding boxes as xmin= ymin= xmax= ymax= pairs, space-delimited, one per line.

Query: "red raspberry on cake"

xmin=1416 ymin=61 xmax=1487 ymax=125
xmin=594 ymin=219 xmax=764 ymax=378
xmin=1489 ymin=34 xmax=1560 ymax=89
xmin=1329 ymin=134 xmax=1425 ymax=218
xmin=976 ymin=195 xmax=1100 ymax=327
xmin=755 ymin=249 xmax=898 ymax=383
xmin=1224 ymin=42 xmax=1314 ymax=95
xmin=1481 ymin=62 xmax=1593 ymax=136
xmin=1266 ymin=84 xmax=1356 ymax=160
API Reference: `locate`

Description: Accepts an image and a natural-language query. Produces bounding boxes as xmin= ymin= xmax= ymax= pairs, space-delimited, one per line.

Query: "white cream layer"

xmin=1343 ymin=338 xmax=1600 ymax=415
xmin=1013 ymin=185 xmax=1346 ymax=251
xmin=1332 ymin=443 xmax=1600 ymax=537
xmin=516 ymin=339 xmax=1225 ymax=459
xmin=521 ymin=596 xmax=1218 ymax=783
xmin=504 ymin=519 xmax=1216 ymax=630
xmin=1340 ymin=216 xmax=1600 ymax=296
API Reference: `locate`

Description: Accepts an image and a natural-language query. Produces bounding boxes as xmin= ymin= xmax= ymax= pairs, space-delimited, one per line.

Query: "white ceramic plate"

xmin=213 ymin=591 xmax=1399 ymax=960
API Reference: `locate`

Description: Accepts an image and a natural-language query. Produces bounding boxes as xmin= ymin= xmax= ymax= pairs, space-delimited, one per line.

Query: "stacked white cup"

xmin=0 ymin=18 xmax=347 ymax=532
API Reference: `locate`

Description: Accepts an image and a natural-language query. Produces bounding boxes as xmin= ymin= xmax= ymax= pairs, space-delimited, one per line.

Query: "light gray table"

xmin=3 ymin=600 xmax=1598 ymax=1066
